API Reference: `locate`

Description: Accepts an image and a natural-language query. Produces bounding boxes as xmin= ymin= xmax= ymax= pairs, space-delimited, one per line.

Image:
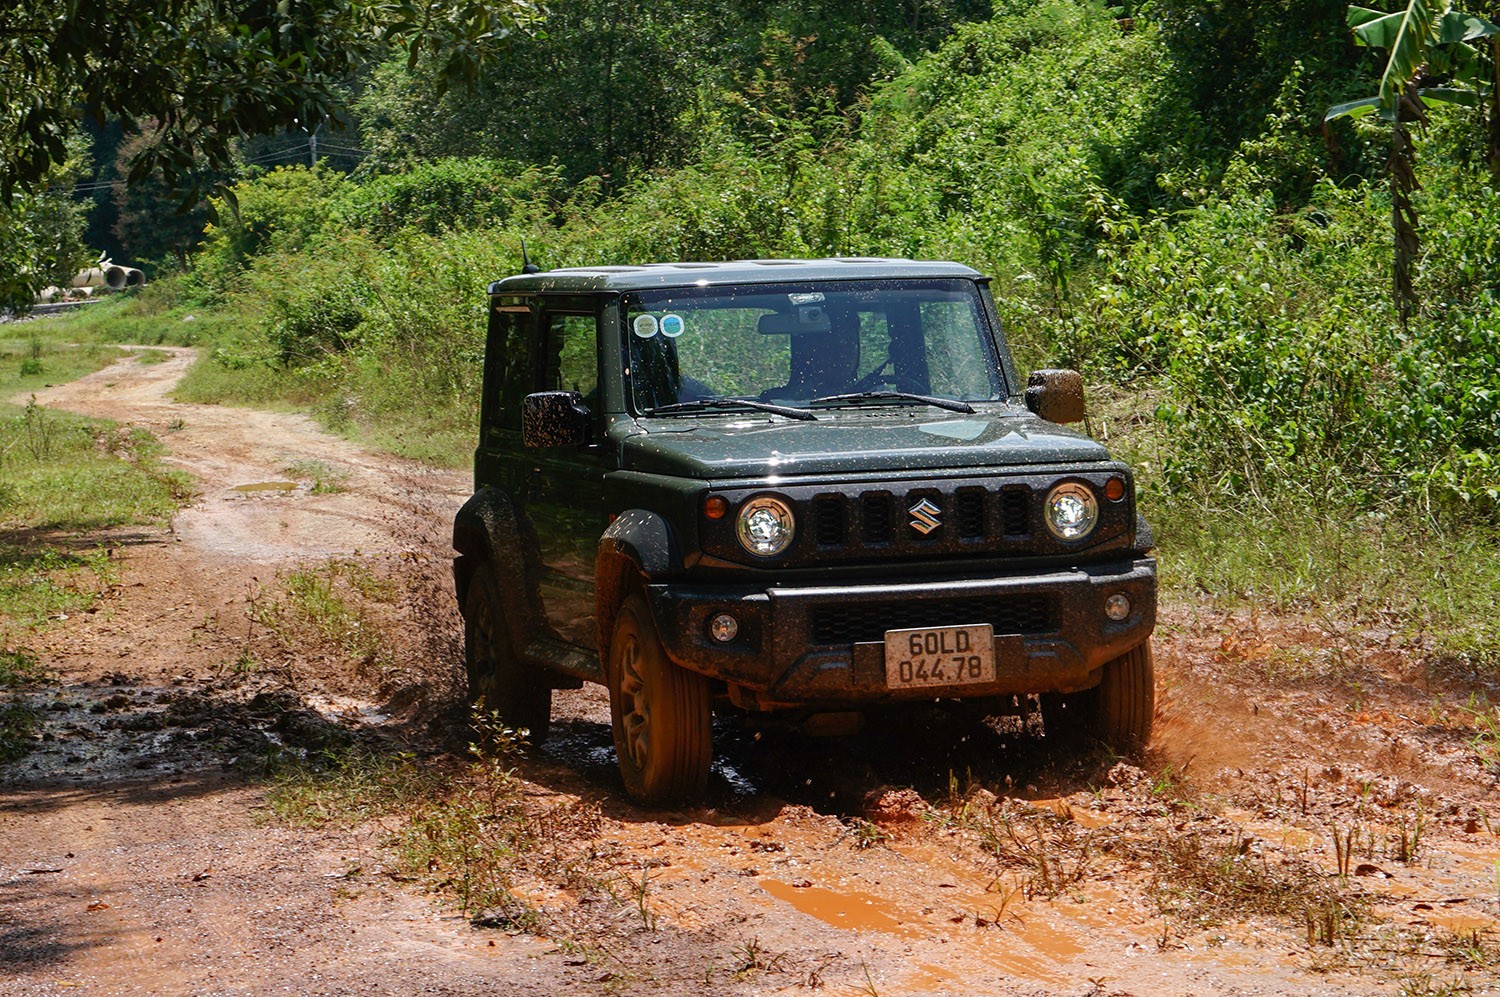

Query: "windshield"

xmin=623 ymin=278 xmax=1004 ymax=415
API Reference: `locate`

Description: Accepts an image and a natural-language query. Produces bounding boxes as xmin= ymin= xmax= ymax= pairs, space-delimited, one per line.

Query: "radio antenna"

xmin=520 ymin=238 xmax=541 ymax=275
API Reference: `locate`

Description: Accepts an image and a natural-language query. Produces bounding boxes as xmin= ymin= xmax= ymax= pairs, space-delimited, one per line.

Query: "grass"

xmin=32 ymin=284 xmax=243 ymax=348
xmin=281 ymin=459 xmax=348 ymax=494
xmin=0 ymin=400 xmax=195 ymax=529
xmin=0 ymin=546 xmax=117 ymax=634
xmin=1 ymin=331 xmax=123 ymax=393
xmin=0 ymin=546 xmax=113 ymax=764
xmin=2 ymin=325 xmax=197 ymax=530
xmin=0 ymin=322 xmax=199 ymax=765
xmin=267 ymin=711 xmax=607 ymax=928
xmin=1144 ymin=828 xmax=1365 ymax=944
xmin=250 ymin=559 xmax=398 ymax=669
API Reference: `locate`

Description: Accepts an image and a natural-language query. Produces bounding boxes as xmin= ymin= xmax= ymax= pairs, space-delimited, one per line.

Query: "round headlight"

xmin=1045 ymin=482 xmax=1098 ymax=541
xmin=736 ymin=495 xmax=795 ymax=557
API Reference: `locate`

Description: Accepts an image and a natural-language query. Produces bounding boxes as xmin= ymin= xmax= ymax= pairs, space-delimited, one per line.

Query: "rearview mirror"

xmin=1024 ymin=369 xmax=1086 ymax=424
xmin=522 ymin=391 xmax=590 ymax=448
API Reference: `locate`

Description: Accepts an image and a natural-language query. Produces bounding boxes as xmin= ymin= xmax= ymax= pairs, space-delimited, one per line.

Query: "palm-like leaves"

xmin=1328 ymin=2 xmax=1500 ymax=123
xmin=1350 ymin=0 xmax=1443 ymax=119
xmin=1327 ymin=2 xmax=1500 ymax=324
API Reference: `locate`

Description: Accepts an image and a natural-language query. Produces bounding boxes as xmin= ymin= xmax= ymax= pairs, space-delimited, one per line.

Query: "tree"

xmin=0 ymin=140 xmax=91 ymax=313
xmin=0 ymin=1 xmax=538 ymax=199
xmin=0 ymin=0 xmax=535 ymax=310
xmin=1326 ymin=1 xmax=1500 ymax=322
xmin=111 ymin=130 xmax=215 ymax=272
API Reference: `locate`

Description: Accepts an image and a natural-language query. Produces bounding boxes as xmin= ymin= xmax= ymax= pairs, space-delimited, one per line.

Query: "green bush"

xmin=334 ymin=158 xmax=561 ymax=240
xmin=190 ymin=166 xmax=355 ymax=302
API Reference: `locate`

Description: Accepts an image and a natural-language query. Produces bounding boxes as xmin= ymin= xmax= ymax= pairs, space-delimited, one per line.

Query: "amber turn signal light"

xmin=1104 ymin=476 xmax=1126 ymax=502
xmin=704 ymin=495 xmax=729 ymax=520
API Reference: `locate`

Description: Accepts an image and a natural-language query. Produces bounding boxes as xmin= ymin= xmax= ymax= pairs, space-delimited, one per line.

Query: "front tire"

xmin=1097 ymin=641 xmax=1154 ymax=751
xmin=607 ymin=593 xmax=712 ymax=805
xmin=464 ymin=562 xmax=551 ymax=744
xmin=1041 ymin=641 xmax=1154 ymax=753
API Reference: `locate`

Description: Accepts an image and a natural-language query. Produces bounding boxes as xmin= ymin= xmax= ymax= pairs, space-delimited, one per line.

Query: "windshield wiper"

xmin=648 ymin=398 xmax=818 ymax=421
xmin=808 ymin=390 xmax=975 ymax=414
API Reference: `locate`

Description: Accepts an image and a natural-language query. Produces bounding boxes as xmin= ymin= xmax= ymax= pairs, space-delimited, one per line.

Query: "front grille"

xmin=1000 ymin=487 xmax=1030 ymax=536
xmin=954 ymin=488 xmax=986 ymax=538
xmin=860 ymin=492 xmax=894 ymax=543
xmin=814 ymin=494 xmax=846 ymax=546
xmin=815 ymin=482 xmax=1032 ymax=555
xmin=810 ymin=594 xmax=1056 ymax=645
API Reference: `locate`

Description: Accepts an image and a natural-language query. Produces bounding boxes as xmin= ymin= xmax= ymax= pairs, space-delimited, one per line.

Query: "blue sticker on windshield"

xmin=660 ymin=314 xmax=685 ymax=338
xmin=633 ymin=314 xmax=659 ymax=339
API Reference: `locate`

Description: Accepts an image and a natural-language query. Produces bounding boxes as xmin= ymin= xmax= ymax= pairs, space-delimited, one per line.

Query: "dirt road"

xmin=4 ymin=348 xmax=1499 ymax=996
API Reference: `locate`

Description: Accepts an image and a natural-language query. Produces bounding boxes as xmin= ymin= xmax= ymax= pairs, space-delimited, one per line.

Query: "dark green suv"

xmin=453 ymin=258 xmax=1156 ymax=803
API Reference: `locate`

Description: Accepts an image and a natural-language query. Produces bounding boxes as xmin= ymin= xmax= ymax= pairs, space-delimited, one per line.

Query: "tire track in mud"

xmin=1 ymin=347 xmax=567 ymax=995
xmin=4 ymin=346 xmax=1500 ymax=996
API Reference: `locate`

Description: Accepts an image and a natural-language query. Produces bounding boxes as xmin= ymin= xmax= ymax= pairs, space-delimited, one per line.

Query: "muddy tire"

xmin=464 ymin=561 xmax=551 ymax=744
xmin=1042 ymin=641 xmax=1154 ymax=753
xmin=1096 ymin=641 xmax=1154 ymax=751
xmin=607 ymin=593 xmax=712 ymax=805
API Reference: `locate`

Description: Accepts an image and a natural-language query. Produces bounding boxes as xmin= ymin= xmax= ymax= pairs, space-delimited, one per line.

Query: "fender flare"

xmin=595 ymin=509 xmax=683 ymax=661
xmin=452 ymin=487 xmax=548 ymax=656
xmin=1133 ymin=512 xmax=1155 ymax=555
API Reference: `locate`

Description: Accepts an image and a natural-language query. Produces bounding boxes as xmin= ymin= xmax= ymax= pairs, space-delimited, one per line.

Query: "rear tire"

xmin=464 ymin=561 xmax=551 ymax=744
xmin=607 ymin=593 xmax=712 ymax=805
xmin=1041 ymin=641 xmax=1154 ymax=753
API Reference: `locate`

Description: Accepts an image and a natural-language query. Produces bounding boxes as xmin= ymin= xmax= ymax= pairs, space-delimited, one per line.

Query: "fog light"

xmin=1104 ymin=593 xmax=1132 ymax=622
xmin=709 ymin=613 xmax=739 ymax=643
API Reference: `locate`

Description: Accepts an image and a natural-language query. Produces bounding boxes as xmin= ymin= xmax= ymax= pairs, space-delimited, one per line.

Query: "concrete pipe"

xmin=71 ymin=267 xmax=105 ymax=289
xmin=103 ymin=265 xmax=128 ymax=290
xmin=123 ymin=268 xmax=145 ymax=288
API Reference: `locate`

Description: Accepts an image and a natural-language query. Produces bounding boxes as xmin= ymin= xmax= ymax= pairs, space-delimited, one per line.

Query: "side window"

xmin=544 ymin=313 xmax=599 ymax=403
xmin=492 ymin=308 xmax=535 ymax=431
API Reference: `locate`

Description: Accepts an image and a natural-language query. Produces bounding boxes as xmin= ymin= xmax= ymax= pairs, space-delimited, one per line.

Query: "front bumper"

xmin=646 ymin=557 xmax=1156 ymax=709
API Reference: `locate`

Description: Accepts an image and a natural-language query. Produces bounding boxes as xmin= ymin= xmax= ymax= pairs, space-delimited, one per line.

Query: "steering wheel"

xmin=847 ymin=358 xmax=895 ymax=393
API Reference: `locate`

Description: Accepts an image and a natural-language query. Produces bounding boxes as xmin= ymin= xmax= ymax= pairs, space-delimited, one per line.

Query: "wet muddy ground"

xmin=3 ymin=348 xmax=1500 ymax=995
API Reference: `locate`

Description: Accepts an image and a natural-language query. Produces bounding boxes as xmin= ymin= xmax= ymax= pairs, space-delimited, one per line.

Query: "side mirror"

xmin=1024 ymin=369 xmax=1086 ymax=424
xmin=522 ymin=390 xmax=590 ymax=448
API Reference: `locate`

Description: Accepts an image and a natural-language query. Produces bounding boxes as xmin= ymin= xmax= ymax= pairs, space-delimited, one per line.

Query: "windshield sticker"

xmin=659 ymin=314 xmax=685 ymax=338
xmin=633 ymin=314 xmax=659 ymax=339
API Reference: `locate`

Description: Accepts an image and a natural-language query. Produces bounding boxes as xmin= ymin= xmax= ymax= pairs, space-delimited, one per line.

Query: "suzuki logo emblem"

xmin=908 ymin=498 xmax=941 ymax=535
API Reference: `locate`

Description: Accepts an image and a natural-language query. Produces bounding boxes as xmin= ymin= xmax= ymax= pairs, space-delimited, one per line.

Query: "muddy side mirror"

xmin=522 ymin=391 xmax=590 ymax=448
xmin=1024 ymin=369 xmax=1086 ymax=424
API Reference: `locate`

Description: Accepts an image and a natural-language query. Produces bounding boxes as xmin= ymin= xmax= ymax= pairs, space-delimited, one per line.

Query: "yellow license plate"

xmin=884 ymin=624 xmax=996 ymax=689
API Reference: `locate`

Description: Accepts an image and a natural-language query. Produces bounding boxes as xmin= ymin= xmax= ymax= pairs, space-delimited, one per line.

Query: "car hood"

xmin=617 ymin=406 xmax=1113 ymax=479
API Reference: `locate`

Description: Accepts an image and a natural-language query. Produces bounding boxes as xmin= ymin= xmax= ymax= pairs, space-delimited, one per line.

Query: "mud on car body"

xmin=453 ymin=258 xmax=1157 ymax=804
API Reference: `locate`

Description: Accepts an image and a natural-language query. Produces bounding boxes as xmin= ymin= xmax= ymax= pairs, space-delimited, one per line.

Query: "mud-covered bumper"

xmin=645 ymin=557 xmax=1156 ymax=709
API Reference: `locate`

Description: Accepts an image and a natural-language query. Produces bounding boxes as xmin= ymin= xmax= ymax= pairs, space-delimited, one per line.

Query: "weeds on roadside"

xmin=843 ymin=817 xmax=891 ymax=850
xmin=250 ymin=559 xmax=395 ymax=669
xmin=731 ymin=938 xmax=787 ymax=977
xmin=282 ymin=459 xmax=349 ymax=494
xmin=0 ymin=546 xmax=116 ymax=637
xmin=1142 ymin=828 xmax=1363 ymax=944
xmin=266 ymin=708 xmax=623 ymax=940
xmin=955 ymin=799 xmax=1095 ymax=900
xmin=0 ymin=648 xmax=45 ymax=686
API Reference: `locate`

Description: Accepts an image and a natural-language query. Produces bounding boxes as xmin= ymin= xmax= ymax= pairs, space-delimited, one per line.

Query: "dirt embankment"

xmin=3 ymin=347 xmax=1499 ymax=997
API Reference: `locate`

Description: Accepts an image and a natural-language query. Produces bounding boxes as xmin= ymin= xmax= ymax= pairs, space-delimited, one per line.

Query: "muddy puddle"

xmin=3 ymin=677 xmax=392 ymax=789
xmin=230 ymin=480 xmax=299 ymax=493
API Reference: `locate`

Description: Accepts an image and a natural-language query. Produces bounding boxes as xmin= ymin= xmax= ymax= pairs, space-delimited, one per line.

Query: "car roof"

xmin=487 ymin=257 xmax=985 ymax=295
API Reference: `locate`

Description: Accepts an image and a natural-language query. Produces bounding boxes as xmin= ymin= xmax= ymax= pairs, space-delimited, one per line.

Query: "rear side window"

xmin=490 ymin=307 xmax=534 ymax=431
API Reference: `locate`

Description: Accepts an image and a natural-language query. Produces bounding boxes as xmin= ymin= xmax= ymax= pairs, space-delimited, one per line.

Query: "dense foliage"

xmin=147 ymin=0 xmax=1499 ymax=523
xmin=12 ymin=1 xmax=1500 ymax=663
